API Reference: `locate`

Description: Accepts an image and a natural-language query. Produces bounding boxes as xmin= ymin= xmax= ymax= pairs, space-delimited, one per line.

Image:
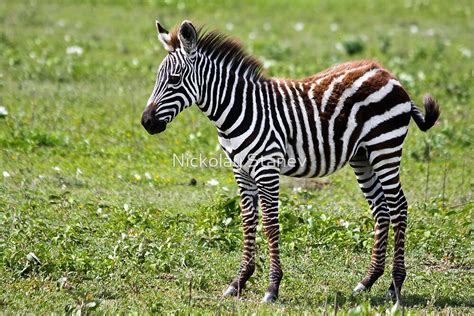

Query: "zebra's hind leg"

xmin=350 ymin=149 xmax=390 ymax=292
xmin=367 ymin=150 xmax=408 ymax=303
xmin=223 ymin=169 xmax=259 ymax=297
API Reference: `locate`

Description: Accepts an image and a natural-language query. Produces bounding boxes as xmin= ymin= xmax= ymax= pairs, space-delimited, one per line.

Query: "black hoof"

xmin=387 ymin=282 xmax=403 ymax=303
xmin=387 ymin=288 xmax=402 ymax=304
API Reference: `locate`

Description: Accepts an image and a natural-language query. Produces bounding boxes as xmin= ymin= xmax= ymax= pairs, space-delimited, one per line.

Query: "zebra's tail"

xmin=410 ymin=95 xmax=440 ymax=132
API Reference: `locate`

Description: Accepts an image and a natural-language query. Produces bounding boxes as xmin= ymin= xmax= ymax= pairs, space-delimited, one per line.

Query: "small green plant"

xmin=342 ymin=36 xmax=366 ymax=55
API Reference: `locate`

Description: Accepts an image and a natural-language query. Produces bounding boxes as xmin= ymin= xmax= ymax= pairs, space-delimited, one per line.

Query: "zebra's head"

xmin=141 ymin=20 xmax=199 ymax=135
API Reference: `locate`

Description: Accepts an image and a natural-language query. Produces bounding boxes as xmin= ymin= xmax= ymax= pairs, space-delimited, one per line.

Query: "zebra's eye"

xmin=168 ymin=74 xmax=180 ymax=85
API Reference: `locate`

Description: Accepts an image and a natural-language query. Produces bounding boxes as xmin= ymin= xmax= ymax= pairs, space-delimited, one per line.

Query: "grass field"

xmin=0 ymin=0 xmax=473 ymax=314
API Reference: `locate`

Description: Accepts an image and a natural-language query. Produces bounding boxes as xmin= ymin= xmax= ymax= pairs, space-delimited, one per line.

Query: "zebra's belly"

xmin=280 ymin=137 xmax=358 ymax=178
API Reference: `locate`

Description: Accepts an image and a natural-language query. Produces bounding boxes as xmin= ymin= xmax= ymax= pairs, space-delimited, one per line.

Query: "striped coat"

xmin=216 ymin=60 xmax=414 ymax=178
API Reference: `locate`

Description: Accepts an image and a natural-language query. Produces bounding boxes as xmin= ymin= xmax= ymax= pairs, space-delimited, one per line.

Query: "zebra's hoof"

xmin=386 ymin=288 xmax=396 ymax=300
xmin=262 ymin=291 xmax=277 ymax=303
xmin=223 ymin=285 xmax=238 ymax=297
xmin=353 ymin=283 xmax=367 ymax=292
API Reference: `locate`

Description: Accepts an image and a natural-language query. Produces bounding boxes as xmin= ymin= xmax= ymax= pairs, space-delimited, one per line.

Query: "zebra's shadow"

xmin=287 ymin=292 xmax=474 ymax=310
xmin=368 ymin=294 xmax=474 ymax=308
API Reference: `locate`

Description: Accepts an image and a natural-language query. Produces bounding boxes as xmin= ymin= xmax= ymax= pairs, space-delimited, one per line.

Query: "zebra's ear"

xmin=156 ymin=20 xmax=174 ymax=52
xmin=178 ymin=20 xmax=197 ymax=54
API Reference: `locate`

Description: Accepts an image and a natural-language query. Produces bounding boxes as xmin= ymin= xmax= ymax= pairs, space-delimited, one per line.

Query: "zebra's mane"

xmin=169 ymin=27 xmax=264 ymax=80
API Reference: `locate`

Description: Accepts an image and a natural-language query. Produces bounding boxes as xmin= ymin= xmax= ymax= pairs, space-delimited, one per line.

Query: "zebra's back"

xmin=274 ymin=60 xmax=412 ymax=178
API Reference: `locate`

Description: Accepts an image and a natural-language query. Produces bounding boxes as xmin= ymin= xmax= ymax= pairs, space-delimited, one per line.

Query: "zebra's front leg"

xmin=224 ymin=170 xmax=258 ymax=297
xmin=257 ymin=173 xmax=282 ymax=302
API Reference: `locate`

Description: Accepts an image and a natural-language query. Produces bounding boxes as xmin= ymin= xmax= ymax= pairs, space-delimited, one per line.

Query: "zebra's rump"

xmin=278 ymin=60 xmax=412 ymax=178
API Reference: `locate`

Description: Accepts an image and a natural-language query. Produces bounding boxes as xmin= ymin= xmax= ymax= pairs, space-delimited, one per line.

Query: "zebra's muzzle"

xmin=141 ymin=116 xmax=167 ymax=135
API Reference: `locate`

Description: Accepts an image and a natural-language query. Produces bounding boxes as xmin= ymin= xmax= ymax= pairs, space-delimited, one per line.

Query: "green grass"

xmin=0 ymin=0 xmax=473 ymax=314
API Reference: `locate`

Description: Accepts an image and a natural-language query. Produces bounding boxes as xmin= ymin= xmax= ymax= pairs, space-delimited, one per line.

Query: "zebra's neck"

xmin=195 ymin=51 xmax=267 ymax=134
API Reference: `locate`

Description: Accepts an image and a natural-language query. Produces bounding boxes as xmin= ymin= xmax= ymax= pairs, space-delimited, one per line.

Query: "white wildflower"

xmin=399 ymin=72 xmax=413 ymax=83
xmin=177 ymin=2 xmax=185 ymax=10
xmin=57 ymin=276 xmax=68 ymax=289
xmin=339 ymin=219 xmax=350 ymax=228
xmin=207 ymin=179 xmax=219 ymax=186
xmin=222 ymin=186 xmax=229 ymax=192
xmin=335 ymin=42 xmax=344 ymax=51
xmin=417 ymin=71 xmax=425 ymax=80
xmin=248 ymin=32 xmax=257 ymax=40
xmin=409 ymin=25 xmax=418 ymax=34
xmin=76 ymin=168 xmax=82 ymax=176
xmin=294 ymin=22 xmax=305 ymax=32
xmin=263 ymin=22 xmax=271 ymax=31
xmin=144 ymin=172 xmax=152 ymax=180
xmin=133 ymin=174 xmax=141 ymax=180
xmin=123 ymin=203 xmax=129 ymax=211
xmin=66 ymin=46 xmax=83 ymax=56
xmin=330 ymin=23 xmax=339 ymax=32
xmin=3 ymin=171 xmax=10 ymax=178
xmin=52 ymin=166 xmax=61 ymax=172
xmin=26 ymin=252 xmax=41 ymax=264
xmin=225 ymin=22 xmax=234 ymax=31
xmin=0 ymin=106 xmax=8 ymax=117
xmin=426 ymin=28 xmax=435 ymax=37
xmin=261 ymin=57 xmax=275 ymax=69
xmin=460 ymin=47 xmax=472 ymax=58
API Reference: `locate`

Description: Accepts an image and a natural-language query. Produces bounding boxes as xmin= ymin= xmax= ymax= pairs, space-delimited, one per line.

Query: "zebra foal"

xmin=141 ymin=20 xmax=440 ymax=303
